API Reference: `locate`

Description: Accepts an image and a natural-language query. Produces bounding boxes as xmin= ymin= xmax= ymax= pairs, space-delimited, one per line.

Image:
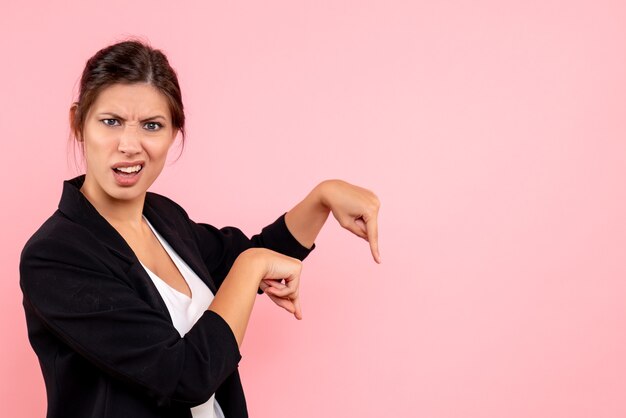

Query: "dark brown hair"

xmin=70 ymin=39 xmax=185 ymax=160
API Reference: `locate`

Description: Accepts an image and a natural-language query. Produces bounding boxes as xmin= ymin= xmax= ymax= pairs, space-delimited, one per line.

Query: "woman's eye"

xmin=102 ymin=119 xmax=120 ymax=127
xmin=144 ymin=122 xmax=162 ymax=131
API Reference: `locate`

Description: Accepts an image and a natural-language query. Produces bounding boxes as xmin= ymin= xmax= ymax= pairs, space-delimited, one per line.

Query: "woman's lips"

xmin=111 ymin=166 xmax=143 ymax=186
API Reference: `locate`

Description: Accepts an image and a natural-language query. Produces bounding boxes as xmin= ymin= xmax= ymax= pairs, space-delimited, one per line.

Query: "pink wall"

xmin=2 ymin=1 xmax=626 ymax=417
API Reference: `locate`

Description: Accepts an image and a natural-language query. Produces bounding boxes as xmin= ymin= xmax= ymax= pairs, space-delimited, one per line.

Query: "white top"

xmin=139 ymin=215 xmax=226 ymax=418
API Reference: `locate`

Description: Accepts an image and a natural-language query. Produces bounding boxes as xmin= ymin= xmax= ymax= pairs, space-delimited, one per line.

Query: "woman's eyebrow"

xmin=97 ymin=112 xmax=167 ymax=122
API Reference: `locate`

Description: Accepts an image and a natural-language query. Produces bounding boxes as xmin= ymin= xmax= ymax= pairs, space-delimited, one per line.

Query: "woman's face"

xmin=77 ymin=83 xmax=177 ymax=206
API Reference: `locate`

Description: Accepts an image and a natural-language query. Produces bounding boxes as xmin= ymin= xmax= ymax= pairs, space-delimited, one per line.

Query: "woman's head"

xmin=70 ymin=39 xmax=186 ymax=204
xmin=70 ymin=40 xmax=185 ymax=146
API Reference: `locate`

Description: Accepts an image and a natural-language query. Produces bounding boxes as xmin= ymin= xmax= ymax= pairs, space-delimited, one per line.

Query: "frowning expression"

xmin=79 ymin=83 xmax=177 ymax=205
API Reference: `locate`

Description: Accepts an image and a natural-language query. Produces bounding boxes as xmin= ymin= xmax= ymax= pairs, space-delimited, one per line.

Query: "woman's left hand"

xmin=319 ymin=179 xmax=381 ymax=264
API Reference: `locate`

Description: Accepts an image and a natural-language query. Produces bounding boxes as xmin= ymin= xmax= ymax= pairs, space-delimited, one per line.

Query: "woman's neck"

xmin=80 ymin=183 xmax=146 ymax=232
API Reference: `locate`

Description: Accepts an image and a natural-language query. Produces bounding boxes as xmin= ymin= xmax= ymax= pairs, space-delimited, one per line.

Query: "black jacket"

xmin=19 ymin=175 xmax=314 ymax=418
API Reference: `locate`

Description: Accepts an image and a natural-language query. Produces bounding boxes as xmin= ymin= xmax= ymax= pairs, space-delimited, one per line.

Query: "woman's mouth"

xmin=112 ymin=164 xmax=144 ymax=186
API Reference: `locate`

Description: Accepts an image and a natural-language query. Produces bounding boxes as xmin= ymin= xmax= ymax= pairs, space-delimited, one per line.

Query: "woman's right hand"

xmin=243 ymin=248 xmax=304 ymax=320
xmin=208 ymin=248 xmax=304 ymax=346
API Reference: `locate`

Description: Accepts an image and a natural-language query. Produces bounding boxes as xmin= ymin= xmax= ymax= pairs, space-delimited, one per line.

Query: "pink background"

xmin=2 ymin=1 xmax=626 ymax=417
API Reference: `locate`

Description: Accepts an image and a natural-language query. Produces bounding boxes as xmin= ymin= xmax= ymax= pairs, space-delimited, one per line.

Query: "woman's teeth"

xmin=114 ymin=165 xmax=142 ymax=173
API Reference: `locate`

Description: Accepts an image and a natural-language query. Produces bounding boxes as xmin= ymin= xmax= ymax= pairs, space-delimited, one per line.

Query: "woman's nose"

xmin=118 ymin=123 xmax=142 ymax=155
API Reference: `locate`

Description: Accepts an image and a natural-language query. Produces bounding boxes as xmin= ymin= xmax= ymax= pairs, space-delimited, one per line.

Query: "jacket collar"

xmin=57 ymin=174 xmax=217 ymax=293
xmin=58 ymin=175 xmax=137 ymax=263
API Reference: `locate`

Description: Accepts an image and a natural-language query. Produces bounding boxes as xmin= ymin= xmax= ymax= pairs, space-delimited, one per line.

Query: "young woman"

xmin=19 ymin=40 xmax=380 ymax=418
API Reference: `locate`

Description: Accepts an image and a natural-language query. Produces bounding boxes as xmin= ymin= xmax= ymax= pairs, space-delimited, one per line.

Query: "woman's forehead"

xmin=91 ymin=83 xmax=171 ymax=118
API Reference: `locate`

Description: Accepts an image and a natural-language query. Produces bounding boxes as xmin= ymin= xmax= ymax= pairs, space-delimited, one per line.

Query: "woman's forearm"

xmin=284 ymin=181 xmax=331 ymax=249
xmin=208 ymin=250 xmax=263 ymax=347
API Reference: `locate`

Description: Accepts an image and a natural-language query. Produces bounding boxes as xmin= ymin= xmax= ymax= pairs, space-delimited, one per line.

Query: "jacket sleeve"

xmin=165 ymin=198 xmax=316 ymax=291
xmin=20 ymin=235 xmax=241 ymax=408
xmin=195 ymin=213 xmax=315 ymax=291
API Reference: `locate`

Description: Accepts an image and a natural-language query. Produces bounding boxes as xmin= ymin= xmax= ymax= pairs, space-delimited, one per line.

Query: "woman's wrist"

xmin=284 ymin=184 xmax=331 ymax=249
xmin=234 ymin=248 xmax=268 ymax=286
xmin=317 ymin=179 xmax=351 ymax=211
xmin=315 ymin=180 xmax=335 ymax=210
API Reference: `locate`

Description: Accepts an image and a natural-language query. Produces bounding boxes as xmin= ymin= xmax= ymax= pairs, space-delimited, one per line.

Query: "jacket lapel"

xmin=143 ymin=198 xmax=218 ymax=294
xmin=57 ymin=175 xmax=171 ymax=318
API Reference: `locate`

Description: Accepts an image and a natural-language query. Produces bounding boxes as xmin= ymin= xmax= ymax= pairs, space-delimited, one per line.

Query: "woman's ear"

xmin=69 ymin=103 xmax=82 ymax=142
xmin=171 ymin=128 xmax=180 ymax=144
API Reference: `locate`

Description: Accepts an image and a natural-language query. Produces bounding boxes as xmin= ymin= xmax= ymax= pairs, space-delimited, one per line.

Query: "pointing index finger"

xmin=365 ymin=215 xmax=381 ymax=264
